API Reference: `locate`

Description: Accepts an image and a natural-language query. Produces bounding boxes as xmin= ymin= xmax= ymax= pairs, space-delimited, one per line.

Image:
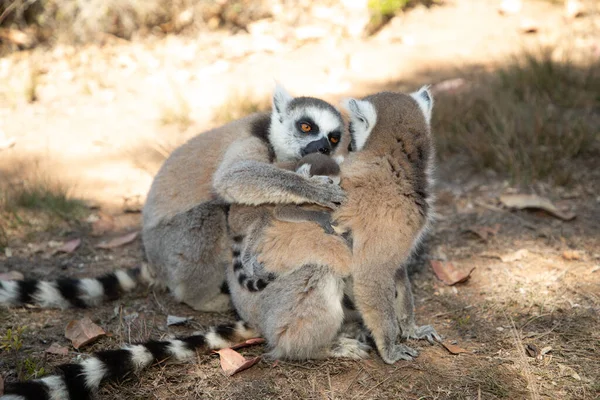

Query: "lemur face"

xmin=270 ymin=84 xmax=344 ymax=162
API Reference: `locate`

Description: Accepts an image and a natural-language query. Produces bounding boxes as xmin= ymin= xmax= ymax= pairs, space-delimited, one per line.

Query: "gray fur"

xmin=142 ymin=84 xmax=346 ymax=311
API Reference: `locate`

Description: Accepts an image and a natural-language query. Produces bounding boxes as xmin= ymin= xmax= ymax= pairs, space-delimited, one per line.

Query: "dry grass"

xmin=433 ymin=48 xmax=600 ymax=185
xmin=212 ymin=91 xmax=271 ymax=125
xmin=0 ymin=0 xmax=272 ymax=46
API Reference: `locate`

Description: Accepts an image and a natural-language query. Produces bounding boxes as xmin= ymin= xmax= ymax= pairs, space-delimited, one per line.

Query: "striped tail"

xmin=0 ymin=268 xmax=140 ymax=309
xmin=1 ymin=321 xmax=258 ymax=400
xmin=231 ymin=235 xmax=275 ymax=293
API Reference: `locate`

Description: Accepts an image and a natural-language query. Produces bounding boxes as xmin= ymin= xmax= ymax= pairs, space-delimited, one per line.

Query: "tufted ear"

xmin=341 ymin=98 xmax=377 ymax=152
xmin=272 ymin=82 xmax=293 ymax=117
xmin=410 ymin=85 xmax=434 ymax=125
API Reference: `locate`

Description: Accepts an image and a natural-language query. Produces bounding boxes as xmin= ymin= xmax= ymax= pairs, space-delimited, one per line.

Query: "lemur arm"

xmin=273 ymin=205 xmax=335 ymax=234
xmin=213 ymin=137 xmax=345 ymax=209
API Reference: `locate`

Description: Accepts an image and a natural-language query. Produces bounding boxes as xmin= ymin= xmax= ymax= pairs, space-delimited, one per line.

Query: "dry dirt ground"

xmin=1 ymin=1 xmax=599 ymax=399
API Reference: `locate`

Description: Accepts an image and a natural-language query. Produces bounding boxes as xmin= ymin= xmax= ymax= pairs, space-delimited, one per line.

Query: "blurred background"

xmin=0 ymin=1 xmax=599 ymax=399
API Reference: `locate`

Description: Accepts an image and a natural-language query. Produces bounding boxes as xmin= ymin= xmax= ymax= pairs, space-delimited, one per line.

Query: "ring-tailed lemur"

xmin=226 ymin=88 xmax=441 ymax=363
xmin=229 ymin=152 xmax=351 ymax=293
xmin=141 ymin=83 xmax=346 ymax=312
xmin=0 ymin=84 xmax=345 ymax=311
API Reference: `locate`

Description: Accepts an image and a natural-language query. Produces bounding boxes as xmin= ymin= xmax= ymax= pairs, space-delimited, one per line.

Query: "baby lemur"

xmin=227 ymin=88 xmax=441 ymax=363
xmin=229 ymin=152 xmax=349 ymax=293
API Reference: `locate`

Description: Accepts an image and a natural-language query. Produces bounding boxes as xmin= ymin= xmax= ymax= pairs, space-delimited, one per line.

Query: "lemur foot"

xmin=380 ymin=343 xmax=419 ymax=364
xmin=402 ymin=324 xmax=442 ymax=344
xmin=329 ymin=337 xmax=371 ymax=359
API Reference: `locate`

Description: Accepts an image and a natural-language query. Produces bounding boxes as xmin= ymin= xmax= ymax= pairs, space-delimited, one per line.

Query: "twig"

xmin=432 ymin=304 xmax=474 ymax=318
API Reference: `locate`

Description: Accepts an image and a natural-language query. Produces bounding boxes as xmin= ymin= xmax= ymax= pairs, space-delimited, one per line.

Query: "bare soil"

xmin=1 ymin=1 xmax=599 ymax=399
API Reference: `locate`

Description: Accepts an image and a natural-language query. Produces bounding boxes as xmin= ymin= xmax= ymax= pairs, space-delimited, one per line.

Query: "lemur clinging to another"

xmin=0 ymin=84 xmax=346 ymax=311
xmin=228 ymin=152 xmax=350 ymax=293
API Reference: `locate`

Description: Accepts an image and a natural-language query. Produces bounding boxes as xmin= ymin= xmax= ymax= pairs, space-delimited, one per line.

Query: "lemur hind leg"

xmin=229 ymin=264 xmax=370 ymax=361
xmin=143 ymin=200 xmax=232 ymax=312
xmin=395 ymin=265 xmax=441 ymax=344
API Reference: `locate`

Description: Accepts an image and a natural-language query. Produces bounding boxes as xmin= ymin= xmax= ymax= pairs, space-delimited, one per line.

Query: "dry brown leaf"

xmin=215 ymin=348 xmax=261 ymax=376
xmin=0 ymin=271 xmax=24 ymax=281
xmin=430 ymin=261 xmax=475 ymax=286
xmin=465 ymin=224 xmax=500 ymax=241
xmin=53 ymin=238 xmax=81 ymax=255
xmin=46 ymin=342 xmax=69 ymax=355
xmin=525 ymin=343 xmax=539 ymax=358
xmin=0 ymin=373 xmax=4 ymax=396
xmin=95 ymin=231 xmax=138 ymax=249
xmin=562 ymin=250 xmax=582 ymax=261
xmin=500 ymin=249 xmax=529 ymax=263
xmin=442 ymin=342 xmax=469 ymax=355
xmin=65 ymin=317 xmax=106 ymax=349
xmin=499 ymin=194 xmax=576 ymax=221
xmin=229 ymin=338 xmax=266 ymax=350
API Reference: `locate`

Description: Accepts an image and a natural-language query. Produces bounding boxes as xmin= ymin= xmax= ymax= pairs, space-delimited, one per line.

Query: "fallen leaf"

xmin=465 ymin=224 xmax=500 ymax=241
xmin=46 ymin=342 xmax=69 ymax=355
xmin=214 ymin=348 xmax=261 ymax=376
xmin=95 ymin=231 xmax=138 ymax=249
xmin=53 ymin=238 xmax=81 ymax=255
xmin=0 ymin=374 xmax=4 ymax=395
xmin=442 ymin=342 xmax=469 ymax=355
xmin=430 ymin=261 xmax=475 ymax=286
xmin=0 ymin=271 xmax=24 ymax=281
xmin=499 ymin=194 xmax=576 ymax=221
xmin=540 ymin=346 xmax=552 ymax=355
xmin=525 ymin=343 xmax=539 ymax=358
xmin=558 ymin=363 xmax=582 ymax=381
xmin=500 ymin=249 xmax=529 ymax=263
xmin=167 ymin=315 xmax=193 ymax=326
xmin=65 ymin=317 xmax=106 ymax=349
xmin=562 ymin=250 xmax=582 ymax=261
xmin=4 ymin=247 xmax=12 ymax=257
xmin=230 ymin=338 xmax=266 ymax=350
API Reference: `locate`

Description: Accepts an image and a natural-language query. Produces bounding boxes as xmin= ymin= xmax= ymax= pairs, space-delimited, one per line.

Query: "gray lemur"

xmin=227 ymin=88 xmax=441 ymax=363
xmin=0 ymin=84 xmax=346 ymax=312
xmin=228 ymin=152 xmax=345 ymax=292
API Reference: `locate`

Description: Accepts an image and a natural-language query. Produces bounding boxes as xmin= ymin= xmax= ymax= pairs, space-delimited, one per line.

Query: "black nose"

xmin=302 ymin=137 xmax=332 ymax=157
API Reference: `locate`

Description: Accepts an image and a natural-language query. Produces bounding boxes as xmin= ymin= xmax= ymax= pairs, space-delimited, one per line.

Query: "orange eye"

xmin=300 ymin=123 xmax=312 ymax=133
xmin=330 ymin=137 xmax=339 ymax=144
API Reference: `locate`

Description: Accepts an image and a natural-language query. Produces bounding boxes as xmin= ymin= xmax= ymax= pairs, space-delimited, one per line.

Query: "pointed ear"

xmin=272 ymin=82 xmax=293 ymax=117
xmin=341 ymin=98 xmax=377 ymax=152
xmin=410 ymin=85 xmax=434 ymax=125
xmin=341 ymin=98 xmax=376 ymax=129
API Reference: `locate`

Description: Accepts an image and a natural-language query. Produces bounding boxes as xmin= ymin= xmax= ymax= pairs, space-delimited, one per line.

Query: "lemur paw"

xmin=402 ymin=324 xmax=442 ymax=344
xmin=309 ymin=180 xmax=346 ymax=209
xmin=380 ymin=344 xmax=419 ymax=364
